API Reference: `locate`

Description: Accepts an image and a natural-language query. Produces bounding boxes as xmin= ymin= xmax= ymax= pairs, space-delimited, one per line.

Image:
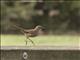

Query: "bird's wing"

xmin=24 ymin=29 xmax=34 ymax=33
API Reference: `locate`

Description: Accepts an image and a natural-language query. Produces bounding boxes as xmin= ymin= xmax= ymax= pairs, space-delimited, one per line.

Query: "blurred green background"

xmin=1 ymin=0 xmax=80 ymax=34
xmin=1 ymin=0 xmax=80 ymax=46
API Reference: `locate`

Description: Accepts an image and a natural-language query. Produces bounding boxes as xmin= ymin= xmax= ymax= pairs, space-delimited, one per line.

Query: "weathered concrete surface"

xmin=1 ymin=46 xmax=80 ymax=60
xmin=1 ymin=46 xmax=80 ymax=50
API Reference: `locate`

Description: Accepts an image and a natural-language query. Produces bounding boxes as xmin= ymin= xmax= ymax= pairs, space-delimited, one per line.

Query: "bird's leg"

xmin=23 ymin=38 xmax=27 ymax=45
xmin=27 ymin=37 xmax=35 ymax=45
xmin=25 ymin=40 xmax=27 ymax=45
xmin=24 ymin=34 xmax=28 ymax=45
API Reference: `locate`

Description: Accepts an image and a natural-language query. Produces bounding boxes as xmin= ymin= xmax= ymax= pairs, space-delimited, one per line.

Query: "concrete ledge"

xmin=1 ymin=46 xmax=80 ymax=60
xmin=1 ymin=46 xmax=80 ymax=50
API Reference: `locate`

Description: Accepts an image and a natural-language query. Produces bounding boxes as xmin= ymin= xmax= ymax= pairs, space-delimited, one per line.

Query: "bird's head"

xmin=35 ymin=25 xmax=45 ymax=30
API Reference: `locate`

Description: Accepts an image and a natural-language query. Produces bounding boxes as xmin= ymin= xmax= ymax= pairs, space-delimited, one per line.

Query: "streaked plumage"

xmin=13 ymin=25 xmax=44 ymax=45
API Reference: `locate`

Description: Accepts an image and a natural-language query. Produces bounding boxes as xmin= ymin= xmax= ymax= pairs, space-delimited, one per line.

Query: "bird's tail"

xmin=11 ymin=24 xmax=26 ymax=33
xmin=13 ymin=24 xmax=24 ymax=30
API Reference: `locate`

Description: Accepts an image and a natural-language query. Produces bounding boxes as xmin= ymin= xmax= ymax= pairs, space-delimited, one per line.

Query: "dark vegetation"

xmin=1 ymin=0 xmax=80 ymax=34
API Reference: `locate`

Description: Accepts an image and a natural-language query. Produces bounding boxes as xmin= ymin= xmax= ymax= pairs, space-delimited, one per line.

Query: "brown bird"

xmin=13 ymin=25 xmax=44 ymax=45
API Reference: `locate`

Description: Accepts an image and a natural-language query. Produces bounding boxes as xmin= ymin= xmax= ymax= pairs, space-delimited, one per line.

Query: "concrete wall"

xmin=1 ymin=50 xmax=80 ymax=60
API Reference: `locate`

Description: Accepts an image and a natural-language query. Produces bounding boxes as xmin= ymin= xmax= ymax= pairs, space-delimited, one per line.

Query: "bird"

xmin=12 ymin=24 xmax=44 ymax=45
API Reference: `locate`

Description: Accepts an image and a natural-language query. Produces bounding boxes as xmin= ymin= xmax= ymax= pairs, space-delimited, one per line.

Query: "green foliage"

xmin=1 ymin=0 xmax=80 ymax=34
xmin=1 ymin=1 xmax=36 ymax=33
